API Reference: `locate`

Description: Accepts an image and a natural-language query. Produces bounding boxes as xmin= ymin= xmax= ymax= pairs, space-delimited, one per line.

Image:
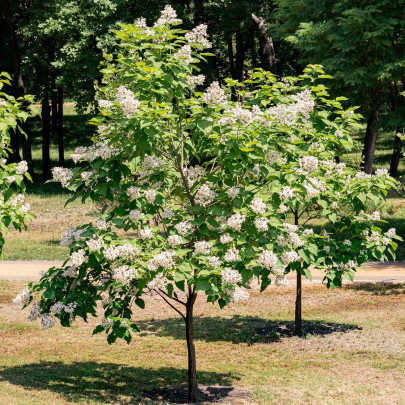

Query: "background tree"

xmin=276 ymin=0 xmax=405 ymax=174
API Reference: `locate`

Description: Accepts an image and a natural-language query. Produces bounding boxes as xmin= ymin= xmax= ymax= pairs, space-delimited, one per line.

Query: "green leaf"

xmin=195 ymin=279 xmax=211 ymax=291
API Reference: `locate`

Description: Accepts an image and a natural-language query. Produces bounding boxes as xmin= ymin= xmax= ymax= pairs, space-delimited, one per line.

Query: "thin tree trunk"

xmin=251 ymin=13 xmax=277 ymax=73
xmin=57 ymin=87 xmax=64 ymax=167
xmin=389 ymin=129 xmax=403 ymax=177
xmin=185 ymin=292 xmax=198 ymax=403
xmin=42 ymin=94 xmax=51 ymax=181
xmin=1 ymin=0 xmax=23 ymax=162
xmin=227 ymin=36 xmax=235 ymax=79
xmin=294 ymin=212 xmax=302 ymax=336
xmin=235 ymin=30 xmax=248 ymax=82
xmin=51 ymin=89 xmax=58 ymax=131
xmin=21 ymin=121 xmax=33 ymax=174
xmin=362 ymin=108 xmax=380 ymax=174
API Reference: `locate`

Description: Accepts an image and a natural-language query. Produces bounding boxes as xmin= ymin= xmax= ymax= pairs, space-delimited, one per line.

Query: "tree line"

xmin=1 ymin=0 xmax=404 ymax=180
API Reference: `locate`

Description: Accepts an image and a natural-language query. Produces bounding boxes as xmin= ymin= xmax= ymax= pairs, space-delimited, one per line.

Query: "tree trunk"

xmin=294 ymin=212 xmax=302 ymax=336
xmin=362 ymin=108 xmax=380 ymax=174
xmin=389 ymin=129 xmax=403 ymax=177
xmin=21 ymin=121 xmax=33 ymax=174
xmin=1 ymin=0 xmax=23 ymax=162
xmin=42 ymin=94 xmax=52 ymax=181
xmin=251 ymin=13 xmax=277 ymax=73
xmin=185 ymin=293 xmax=198 ymax=403
xmin=57 ymin=87 xmax=64 ymax=167
xmin=227 ymin=37 xmax=235 ymax=79
xmin=235 ymin=30 xmax=248 ymax=82
xmin=51 ymin=89 xmax=58 ymax=131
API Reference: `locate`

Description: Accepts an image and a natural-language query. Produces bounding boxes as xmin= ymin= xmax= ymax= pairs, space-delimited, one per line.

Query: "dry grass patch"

xmin=0 ymin=281 xmax=404 ymax=404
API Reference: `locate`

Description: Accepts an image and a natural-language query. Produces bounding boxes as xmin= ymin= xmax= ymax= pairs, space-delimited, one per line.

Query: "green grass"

xmin=0 ymin=281 xmax=404 ymax=404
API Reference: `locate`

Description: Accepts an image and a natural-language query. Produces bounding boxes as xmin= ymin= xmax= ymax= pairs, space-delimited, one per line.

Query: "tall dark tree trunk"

xmin=51 ymin=89 xmax=58 ymax=131
xmin=389 ymin=129 xmax=403 ymax=177
xmin=362 ymin=108 xmax=380 ymax=174
xmin=57 ymin=87 xmax=64 ymax=167
xmin=235 ymin=29 xmax=248 ymax=82
xmin=42 ymin=93 xmax=52 ymax=181
xmin=251 ymin=37 xmax=257 ymax=68
xmin=294 ymin=212 xmax=302 ymax=336
xmin=227 ymin=37 xmax=235 ymax=79
xmin=185 ymin=292 xmax=198 ymax=403
xmin=1 ymin=0 xmax=23 ymax=162
xmin=251 ymin=13 xmax=277 ymax=73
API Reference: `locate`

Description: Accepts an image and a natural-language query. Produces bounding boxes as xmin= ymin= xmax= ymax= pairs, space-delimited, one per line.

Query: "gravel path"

xmin=0 ymin=260 xmax=404 ymax=282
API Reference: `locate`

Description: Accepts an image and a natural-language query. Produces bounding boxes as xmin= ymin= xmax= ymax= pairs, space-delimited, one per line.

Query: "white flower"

xmin=151 ymin=251 xmax=176 ymax=269
xmin=168 ymin=235 xmax=183 ymax=247
xmin=375 ymin=168 xmax=388 ymax=177
xmin=288 ymin=232 xmax=304 ymax=247
xmin=70 ymin=249 xmax=88 ymax=266
xmin=281 ymin=250 xmax=300 ymax=266
xmin=175 ymin=221 xmax=193 ymax=235
xmin=52 ymin=167 xmax=73 ymax=188
xmin=144 ymin=189 xmax=157 ymax=203
xmin=40 ymin=314 xmax=55 ymax=330
xmin=227 ymin=213 xmax=245 ymax=231
xmin=220 ymin=233 xmax=233 ymax=244
xmin=207 ymin=256 xmax=221 ymax=268
xmin=195 ymin=184 xmax=216 ymax=207
xmin=96 ymin=218 xmax=108 ymax=230
xmin=369 ymin=211 xmax=380 ymax=221
xmin=7 ymin=176 xmax=15 ymax=184
xmin=126 ymin=186 xmax=140 ymax=200
xmin=28 ymin=302 xmax=41 ymax=321
xmin=343 ymin=239 xmax=351 ymax=246
xmin=112 ymin=265 xmax=138 ymax=284
xmin=154 ymin=5 xmax=182 ymax=26
xmin=275 ymin=275 xmax=289 ymax=287
xmin=302 ymin=229 xmax=313 ymax=237
xmin=62 ymin=266 xmax=78 ymax=278
xmin=174 ymin=45 xmax=193 ymax=64
xmin=254 ymin=217 xmax=269 ymax=232
xmin=228 ymin=286 xmax=249 ymax=302
xmin=202 ymin=81 xmax=227 ymax=104
xmin=129 ymin=209 xmax=144 ymax=222
xmin=98 ymin=99 xmax=113 ymax=109
xmin=147 ymin=272 xmax=170 ymax=290
xmin=187 ymin=75 xmax=205 ymax=89
xmin=13 ymin=287 xmax=30 ymax=306
xmin=266 ymin=151 xmax=283 ymax=165
xmin=278 ymin=204 xmax=289 ymax=213
xmin=226 ymin=187 xmax=240 ymax=199
xmin=86 ymin=236 xmax=104 ymax=252
xmin=221 ymin=268 xmax=242 ymax=285
xmin=280 ymin=186 xmax=294 ymax=200
xmin=115 ymin=86 xmax=140 ymax=118
xmin=163 ymin=208 xmax=175 ymax=219
xmin=60 ymin=227 xmax=83 ymax=246
xmin=140 ymin=227 xmax=153 ymax=240
xmin=185 ymin=24 xmax=210 ymax=49
xmin=224 ymin=247 xmax=240 ymax=262
xmin=101 ymin=318 xmax=113 ymax=329
xmin=385 ymin=228 xmax=396 ymax=238
xmin=250 ymin=198 xmax=266 ymax=214
xmin=299 ymin=156 xmax=318 ymax=173
xmin=16 ymin=160 xmax=28 ymax=175
xmin=258 ymin=250 xmax=277 ymax=270
xmin=194 ymin=241 xmax=213 ymax=255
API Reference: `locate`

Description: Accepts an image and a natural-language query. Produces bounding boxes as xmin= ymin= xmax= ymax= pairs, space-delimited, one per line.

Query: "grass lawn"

xmin=0 ymin=280 xmax=404 ymax=404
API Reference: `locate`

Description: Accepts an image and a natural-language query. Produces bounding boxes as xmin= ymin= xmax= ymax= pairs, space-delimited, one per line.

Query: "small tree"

xmin=0 ymin=72 xmax=35 ymax=255
xmin=16 ymin=6 xmax=399 ymax=403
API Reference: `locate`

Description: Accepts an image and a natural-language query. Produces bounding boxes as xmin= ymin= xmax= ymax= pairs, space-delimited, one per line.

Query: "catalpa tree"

xmin=16 ymin=6 xmax=399 ymax=403
xmin=0 ymin=72 xmax=35 ymax=256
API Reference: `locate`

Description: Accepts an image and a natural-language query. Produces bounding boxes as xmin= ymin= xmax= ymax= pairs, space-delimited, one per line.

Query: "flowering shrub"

xmin=0 ymin=72 xmax=35 ymax=256
xmin=16 ymin=6 xmax=400 ymax=402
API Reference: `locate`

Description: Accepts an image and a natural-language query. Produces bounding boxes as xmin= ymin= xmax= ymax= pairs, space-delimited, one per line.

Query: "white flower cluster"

xmin=148 ymin=251 xmax=176 ymax=270
xmin=202 ymin=81 xmax=227 ymax=105
xmin=101 ymin=318 xmax=113 ymax=329
xmin=194 ymin=241 xmax=213 ymax=255
xmin=86 ymin=236 xmax=104 ymax=252
xmin=71 ymin=143 xmax=121 ymax=163
xmin=70 ymin=249 xmax=88 ymax=266
xmin=142 ymin=155 xmax=165 ymax=171
xmin=129 ymin=209 xmax=144 ymax=222
xmin=219 ymin=104 xmax=253 ymax=126
xmin=168 ymin=234 xmax=183 ymax=247
xmin=280 ymin=186 xmax=294 ymax=200
xmin=265 ymin=151 xmax=283 ymax=165
xmin=98 ymin=99 xmax=113 ymax=109
xmin=0 ymin=98 xmax=6 ymax=107
xmin=185 ymin=165 xmax=205 ymax=186
xmin=16 ymin=160 xmax=28 ymax=175
xmin=140 ymin=227 xmax=153 ymax=240
xmin=163 ymin=208 xmax=175 ymax=219
xmin=185 ymin=24 xmax=210 ymax=49
xmin=154 ymin=5 xmax=182 ymax=27
xmin=174 ymin=45 xmax=193 ymax=64
xmin=226 ymin=187 xmax=239 ymax=199
xmin=144 ymin=189 xmax=156 ymax=204
xmin=250 ymin=197 xmax=266 ymax=214
xmin=115 ymin=85 xmax=140 ymax=118
xmin=60 ymin=227 xmax=83 ymax=246
xmin=299 ymin=156 xmax=318 ymax=173
xmin=112 ymin=265 xmax=138 ymax=285
xmin=40 ymin=314 xmax=55 ymax=330
xmin=50 ymin=301 xmax=77 ymax=315
xmin=224 ymin=247 xmax=240 ymax=262
xmin=103 ymin=244 xmax=137 ymax=261
xmin=220 ymin=233 xmax=233 ymax=243
xmin=278 ymin=204 xmax=289 ymax=213
xmin=375 ymin=168 xmax=389 ymax=177
xmin=52 ymin=167 xmax=73 ymax=188
xmin=304 ymin=177 xmax=326 ymax=199
xmin=28 ymin=302 xmax=41 ymax=321
xmin=13 ymin=287 xmax=30 ymax=306
xmin=195 ymin=184 xmax=216 ymax=207
xmin=275 ymin=275 xmax=289 ymax=286
xmin=258 ymin=250 xmax=277 ymax=270
xmin=227 ymin=286 xmax=250 ymax=303
xmin=281 ymin=250 xmax=300 ymax=266
xmin=221 ymin=268 xmax=242 ymax=285
xmin=175 ymin=221 xmax=193 ymax=235
xmin=227 ymin=213 xmax=245 ymax=231
xmin=62 ymin=266 xmax=78 ymax=278
xmin=254 ymin=217 xmax=269 ymax=232
xmin=187 ymin=75 xmax=205 ymax=89
xmin=147 ymin=272 xmax=169 ymax=290
xmin=207 ymin=256 xmax=221 ymax=268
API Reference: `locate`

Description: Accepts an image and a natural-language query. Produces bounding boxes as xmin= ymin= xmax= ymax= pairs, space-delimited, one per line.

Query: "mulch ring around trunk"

xmin=254 ymin=321 xmax=361 ymax=340
xmin=142 ymin=385 xmax=252 ymax=404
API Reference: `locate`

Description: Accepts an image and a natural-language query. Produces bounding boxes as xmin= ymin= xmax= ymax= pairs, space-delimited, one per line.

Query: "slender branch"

xmin=156 ymin=290 xmax=186 ymax=320
xmin=158 ymin=288 xmax=186 ymax=306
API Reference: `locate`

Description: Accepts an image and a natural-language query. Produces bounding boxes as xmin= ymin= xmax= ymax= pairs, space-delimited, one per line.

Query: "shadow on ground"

xmin=138 ymin=316 xmax=361 ymax=344
xmin=346 ymin=282 xmax=405 ymax=296
xmin=0 ymin=362 xmax=237 ymax=404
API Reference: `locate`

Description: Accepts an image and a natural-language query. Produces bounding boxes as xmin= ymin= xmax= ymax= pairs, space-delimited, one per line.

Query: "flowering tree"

xmin=15 ymin=6 xmax=400 ymax=403
xmin=0 ymin=72 xmax=35 ymax=256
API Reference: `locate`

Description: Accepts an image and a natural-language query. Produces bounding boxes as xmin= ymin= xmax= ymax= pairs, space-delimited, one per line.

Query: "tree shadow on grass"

xmin=0 ymin=362 xmax=237 ymax=404
xmin=138 ymin=316 xmax=361 ymax=345
xmin=346 ymin=282 xmax=405 ymax=296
